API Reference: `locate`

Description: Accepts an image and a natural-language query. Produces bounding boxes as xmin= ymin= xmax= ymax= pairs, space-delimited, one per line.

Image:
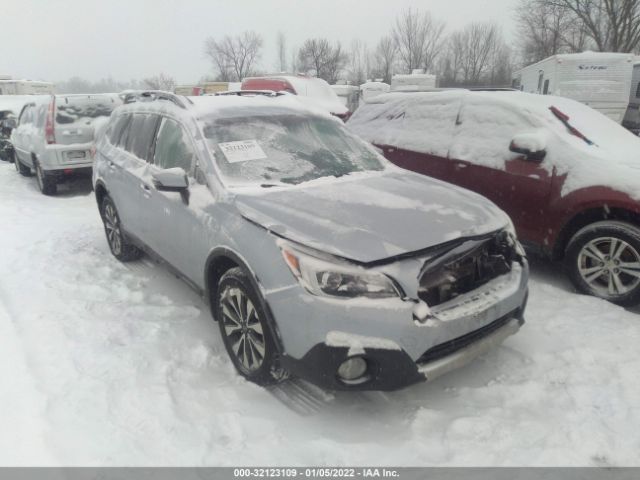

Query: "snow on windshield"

xmin=203 ymin=114 xmax=385 ymax=186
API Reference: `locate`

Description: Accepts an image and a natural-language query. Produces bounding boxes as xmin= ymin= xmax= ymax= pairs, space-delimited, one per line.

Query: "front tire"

xmin=215 ymin=267 xmax=287 ymax=386
xmin=100 ymin=195 xmax=143 ymax=262
xmin=34 ymin=159 xmax=57 ymax=195
xmin=565 ymin=221 xmax=640 ymax=306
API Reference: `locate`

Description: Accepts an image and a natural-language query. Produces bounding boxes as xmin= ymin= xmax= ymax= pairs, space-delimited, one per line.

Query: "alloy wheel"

xmin=220 ymin=286 xmax=266 ymax=373
xmin=103 ymin=203 xmax=122 ymax=255
xmin=577 ymin=236 xmax=640 ymax=297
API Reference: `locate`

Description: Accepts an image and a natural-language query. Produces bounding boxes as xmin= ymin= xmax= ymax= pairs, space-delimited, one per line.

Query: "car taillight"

xmin=90 ymin=145 xmax=96 ymax=159
xmin=45 ymin=98 xmax=56 ymax=144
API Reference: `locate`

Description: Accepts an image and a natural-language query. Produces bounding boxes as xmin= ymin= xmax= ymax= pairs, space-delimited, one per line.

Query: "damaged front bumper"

xmin=276 ymin=261 xmax=528 ymax=392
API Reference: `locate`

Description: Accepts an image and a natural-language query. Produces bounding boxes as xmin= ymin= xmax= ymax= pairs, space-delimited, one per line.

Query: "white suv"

xmin=11 ymin=94 xmax=118 ymax=195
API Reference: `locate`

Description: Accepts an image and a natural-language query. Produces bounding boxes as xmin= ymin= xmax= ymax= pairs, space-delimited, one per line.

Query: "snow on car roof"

xmin=349 ymin=90 xmax=640 ymax=200
xmin=188 ymin=93 xmax=339 ymax=121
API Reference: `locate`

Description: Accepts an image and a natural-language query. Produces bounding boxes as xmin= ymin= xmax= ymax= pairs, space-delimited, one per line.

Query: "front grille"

xmin=416 ymin=313 xmax=514 ymax=365
xmin=418 ymin=231 xmax=517 ymax=308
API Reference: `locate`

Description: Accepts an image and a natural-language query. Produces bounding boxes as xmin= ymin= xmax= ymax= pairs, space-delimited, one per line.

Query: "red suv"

xmin=348 ymin=90 xmax=640 ymax=305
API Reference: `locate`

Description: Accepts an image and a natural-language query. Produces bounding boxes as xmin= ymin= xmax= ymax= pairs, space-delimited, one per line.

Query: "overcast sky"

xmin=1 ymin=0 xmax=516 ymax=84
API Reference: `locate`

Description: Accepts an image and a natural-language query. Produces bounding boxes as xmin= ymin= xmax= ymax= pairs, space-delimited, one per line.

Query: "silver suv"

xmin=93 ymin=91 xmax=529 ymax=391
xmin=11 ymin=94 xmax=118 ymax=194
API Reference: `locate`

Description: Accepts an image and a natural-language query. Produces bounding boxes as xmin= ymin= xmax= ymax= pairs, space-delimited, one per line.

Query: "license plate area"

xmin=66 ymin=150 xmax=86 ymax=160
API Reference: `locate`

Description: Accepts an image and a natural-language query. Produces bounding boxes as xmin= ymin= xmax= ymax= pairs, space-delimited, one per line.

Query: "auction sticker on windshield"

xmin=218 ymin=140 xmax=267 ymax=163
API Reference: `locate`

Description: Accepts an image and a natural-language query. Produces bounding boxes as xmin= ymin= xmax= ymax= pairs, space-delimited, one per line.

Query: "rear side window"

xmin=106 ymin=114 xmax=130 ymax=145
xmin=19 ymin=105 xmax=34 ymax=125
xmin=153 ymin=118 xmax=195 ymax=172
xmin=55 ymin=96 xmax=115 ymax=126
xmin=124 ymin=114 xmax=160 ymax=161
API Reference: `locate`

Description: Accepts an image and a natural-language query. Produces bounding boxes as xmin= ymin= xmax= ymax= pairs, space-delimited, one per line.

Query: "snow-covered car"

xmin=241 ymin=75 xmax=350 ymax=120
xmin=92 ymin=91 xmax=529 ymax=391
xmin=0 ymin=95 xmax=32 ymax=162
xmin=348 ymin=90 xmax=640 ymax=306
xmin=11 ymin=94 xmax=118 ymax=195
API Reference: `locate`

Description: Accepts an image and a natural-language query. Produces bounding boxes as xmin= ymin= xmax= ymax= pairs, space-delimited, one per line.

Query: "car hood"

xmin=233 ymin=170 xmax=509 ymax=264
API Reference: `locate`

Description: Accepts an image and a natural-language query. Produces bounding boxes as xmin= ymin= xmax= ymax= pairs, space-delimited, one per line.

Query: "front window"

xmin=203 ymin=114 xmax=385 ymax=186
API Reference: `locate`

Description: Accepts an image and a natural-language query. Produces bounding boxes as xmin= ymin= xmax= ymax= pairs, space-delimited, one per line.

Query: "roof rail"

xmin=122 ymin=90 xmax=193 ymax=108
xmin=214 ymin=90 xmax=287 ymax=97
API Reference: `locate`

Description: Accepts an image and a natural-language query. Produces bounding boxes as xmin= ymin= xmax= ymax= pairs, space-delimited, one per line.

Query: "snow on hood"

xmin=348 ymin=90 xmax=640 ymax=201
xmin=233 ymin=169 xmax=509 ymax=264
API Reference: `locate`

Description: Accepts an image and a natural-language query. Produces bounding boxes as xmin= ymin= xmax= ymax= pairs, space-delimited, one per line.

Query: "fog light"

xmin=337 ymin=357 xmax=368 ymax=382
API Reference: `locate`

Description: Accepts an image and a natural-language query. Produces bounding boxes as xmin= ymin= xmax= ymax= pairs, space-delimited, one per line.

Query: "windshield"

xmin=203 ymin=114 xmax=386 ymax=186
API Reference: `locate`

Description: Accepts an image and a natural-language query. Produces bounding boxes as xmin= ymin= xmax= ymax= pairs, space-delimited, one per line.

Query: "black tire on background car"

xmin=33 ymin=158 xmax=57 ymax=195
xmin=14 ymin=153 xmax=32 ymax=177
xmin=100 ymin=195 xmax=143 ymax=262
xmin=565 ymin=221 xmax=640 ymax=306
xmin=215 ymin=267 xmax=288 ymax=386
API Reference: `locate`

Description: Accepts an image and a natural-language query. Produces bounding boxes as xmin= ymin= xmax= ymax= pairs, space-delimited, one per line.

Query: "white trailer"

xmin=622 ymin=60 xmax=640 ymax=133
xmin=391 ymin=71 xmax=437 ymax=92
xmin=513 ymin=52 xmax=635 ymax=123
xmin=0 ymin=79 xmax=54 ymax=95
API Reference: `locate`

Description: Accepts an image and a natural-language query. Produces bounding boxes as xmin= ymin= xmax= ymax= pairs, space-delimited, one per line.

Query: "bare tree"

xmin=515 ymin=0 xmax=588 ymax=64
xmin=297 ymin=38 xmax=347 ymax=84
xmin=204 ymin=31 xmax=263 ymax=82
xmin=393 ymin=8 xmax=446 ymax=73
xmin=276 ymin=31 xmax=287 ymax=72
xmin=440 ymin=23 xmax=511 ymax=87
xmin=346 ymin=40 xmax=370 ymax=85
xmin=372 ymin=36 xmax=397 ymax=84
xmin=547 ymin=0 xmax=640 ymax=52
xmin=142 ymin=73 xmax=176 ymax=91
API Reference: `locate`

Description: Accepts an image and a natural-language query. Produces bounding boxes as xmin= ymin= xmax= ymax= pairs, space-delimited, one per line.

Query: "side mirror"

xmin=152 ymin=168 xmax=189 ymax=192
xmin=509 ymin=132 xmax=547 ymax=162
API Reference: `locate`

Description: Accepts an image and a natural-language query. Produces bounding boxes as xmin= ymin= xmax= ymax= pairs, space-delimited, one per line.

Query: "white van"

xmin=513 ymin=52 xmax=635 ymax=123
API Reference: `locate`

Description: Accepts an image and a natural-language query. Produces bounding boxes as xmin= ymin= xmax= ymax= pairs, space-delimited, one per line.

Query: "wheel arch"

xmin=204 ymin=247 xmax=284 ymax=353
xmin=94 ymin=180 xmax=109 ymax=209
xmin=553 ymin=206 xmax=640 ymax=261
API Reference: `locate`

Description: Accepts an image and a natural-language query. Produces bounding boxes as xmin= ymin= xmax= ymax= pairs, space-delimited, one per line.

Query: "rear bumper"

xmin=39 ymin=145 xmax=94 ymax=171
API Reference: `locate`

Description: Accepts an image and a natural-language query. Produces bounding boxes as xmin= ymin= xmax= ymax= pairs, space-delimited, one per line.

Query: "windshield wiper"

xmin=550 ymin=106 xmax=595 ymax=146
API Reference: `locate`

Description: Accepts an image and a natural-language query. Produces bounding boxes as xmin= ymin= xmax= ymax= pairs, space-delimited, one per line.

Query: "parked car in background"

xmin=93 ymin=91 xmax=528 ymax=391
xmin=0 ymin=95 xmax=32 ymax=162
xmin=11 ymin=93 xmax=118 ymax=195
xmin=349 ymin=90 xmax=640 ymax=305
xmin=514 ymin=52 xmax=635 ymax=124
xmin=241 ymin=75 xmax=350 ymax=120
xmin=360 ymin=81 xmax=391 ymax=103
xmin=391 ymin=71 xmax=437 ymax=92
xmin=331 ymin=83 xmax=359 ymax=114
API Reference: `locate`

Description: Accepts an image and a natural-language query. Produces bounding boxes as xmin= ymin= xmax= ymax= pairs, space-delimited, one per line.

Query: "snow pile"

xmin=348 ymin=90 xmax=640 ymax=200
xmin=1 ymin=163 xmax=640 ymax=466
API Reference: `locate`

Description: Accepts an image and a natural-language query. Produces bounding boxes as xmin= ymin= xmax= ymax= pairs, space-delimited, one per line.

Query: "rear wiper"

xmin=550 ymin=106 xmax=595 ymax=146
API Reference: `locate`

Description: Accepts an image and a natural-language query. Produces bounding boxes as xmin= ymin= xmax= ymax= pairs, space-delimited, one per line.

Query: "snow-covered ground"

xmin=0 ymin=162 xmax=639 ymax=467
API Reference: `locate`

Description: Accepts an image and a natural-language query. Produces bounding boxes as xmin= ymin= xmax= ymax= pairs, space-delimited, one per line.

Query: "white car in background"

xmin=11 ymin=94 xmax=119 ymax=195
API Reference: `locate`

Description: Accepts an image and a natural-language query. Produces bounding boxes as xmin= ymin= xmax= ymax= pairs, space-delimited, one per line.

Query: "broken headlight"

xmin=280 ymin=242 xmax=400 ymax=299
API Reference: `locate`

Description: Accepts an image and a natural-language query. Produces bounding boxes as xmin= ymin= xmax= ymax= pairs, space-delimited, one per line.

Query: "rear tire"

xmin=14 ymin=153 xmax=32 ymax=177
xmin=34 ymin=158 xmax=57 ymax=195
xmin=100 ymin=195 xmax=143 ymax=262
xmin=565 ymin=221 xmax=640 ymax=306
xmin=215 ymin=267 xmax=288 ymax=386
